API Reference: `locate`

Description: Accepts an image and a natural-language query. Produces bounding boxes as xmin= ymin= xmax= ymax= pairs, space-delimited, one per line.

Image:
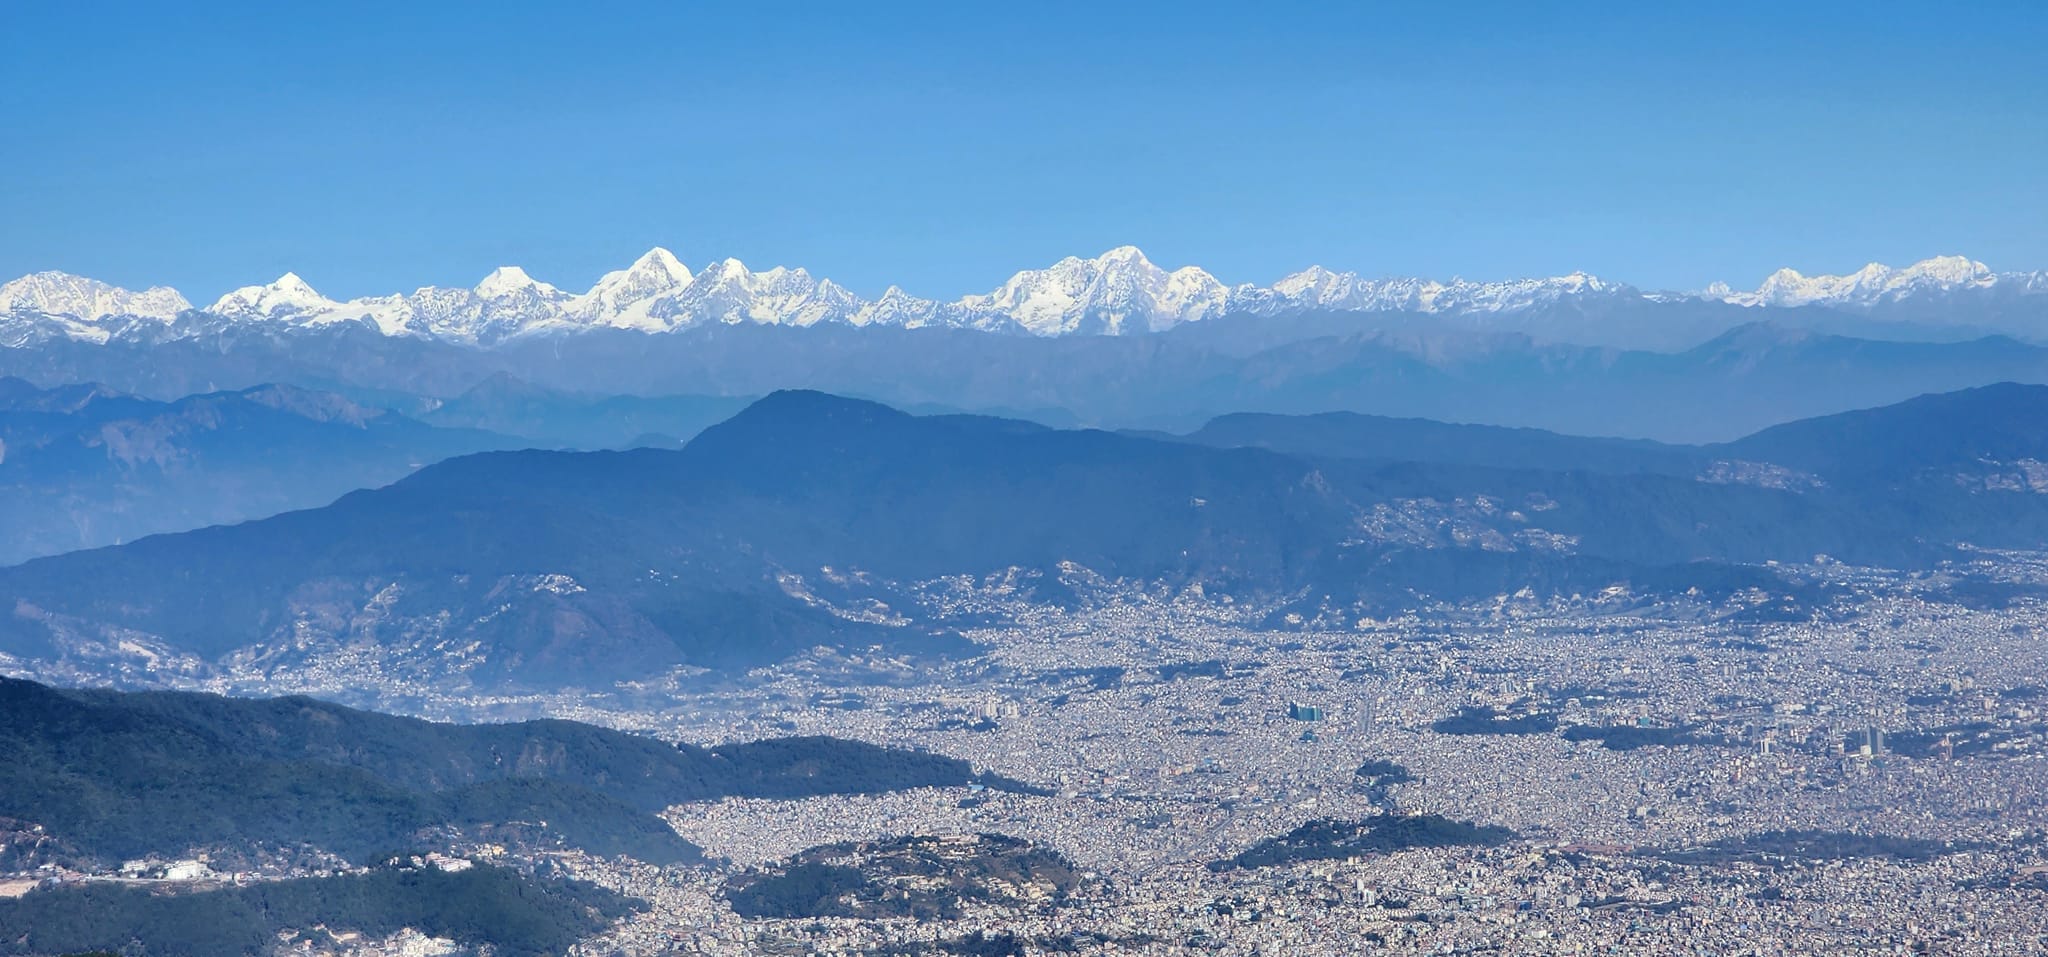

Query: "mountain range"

xmin=5 ymin=386 xmax=2044 ymax=695
xmin=5 ymin=249 xmax=2043 ymax=350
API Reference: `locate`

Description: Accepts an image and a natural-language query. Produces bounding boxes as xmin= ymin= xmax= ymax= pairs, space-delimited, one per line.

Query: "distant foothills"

xmin=0 ymin=674 xmax=1034 ymax=956
xmin=5 ymin=383 xmax=2048 ymax=697
xmin=0 ymin=674 xmax=1030 ymax=869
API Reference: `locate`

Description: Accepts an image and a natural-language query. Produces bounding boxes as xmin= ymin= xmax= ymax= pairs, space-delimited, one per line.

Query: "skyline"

xmin=3 ymin=1 xmax=2044 ymax=301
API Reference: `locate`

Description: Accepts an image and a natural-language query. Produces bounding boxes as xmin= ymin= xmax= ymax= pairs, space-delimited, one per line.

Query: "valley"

xmin=10 ymin=8 xmax=2046 ymax=952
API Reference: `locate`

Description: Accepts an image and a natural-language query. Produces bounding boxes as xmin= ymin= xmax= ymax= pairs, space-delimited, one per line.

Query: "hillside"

xmin=0 ymin=676 xmax=1023 ymax=866
xmin=726 ymin=834 xmax=1080 ymax=920
xmin=5 ymin=388 xmax=2048 ymax=691
xmin=0 ymin=864 xmax=638 ymax=957
xmin=1173 ymin=410 xmax=1700 ymax=475
xmin=1716 ymin=382 xmax=2048 ymax=488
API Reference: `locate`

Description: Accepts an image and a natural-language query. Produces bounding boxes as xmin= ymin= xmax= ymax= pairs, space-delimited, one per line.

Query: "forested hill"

xmin=0 ymin=864 xmax=638 ymax=957
xmin=18 ymin=385 xmax=2048 ymax=694
xmin=0 ymin=677 xmax=1028 ymax=865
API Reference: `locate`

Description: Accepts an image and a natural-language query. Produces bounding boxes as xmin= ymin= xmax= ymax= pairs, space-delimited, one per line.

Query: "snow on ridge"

xmin=1712 ymin=255 xmax=2025 ymax=309
xmin=474 ymin=265 xmax=560 ymax=300
xmin=7 ymin=248 xmax=2046 ymax=345
xmin=0 ymin=270 xmax=190 ymax=322
xmin=954 ymin=246 xmax=1231 ymax=335
xmin=207 ymin=273 xmax=339 ymax=320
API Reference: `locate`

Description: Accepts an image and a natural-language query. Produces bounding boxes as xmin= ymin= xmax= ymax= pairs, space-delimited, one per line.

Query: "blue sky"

xmin=3 ymin=1 xmax=2043 ymax=301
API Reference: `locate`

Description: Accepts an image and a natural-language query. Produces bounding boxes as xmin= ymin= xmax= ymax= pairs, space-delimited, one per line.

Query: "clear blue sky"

xmin=3 ymin=0 xmax=2043 ymax=301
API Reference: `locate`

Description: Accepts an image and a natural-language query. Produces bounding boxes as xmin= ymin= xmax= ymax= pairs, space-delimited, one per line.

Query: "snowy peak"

xmin=964 ymin=246 xmax=1230 ymax=335
xmin=568 ymin=247 xmax=696 ymax=331
xmin=0 ymin=271 xmax=190 ymax=321
xmin=1270 ymin=265 xmax=1345 ymax=299
xmin=208 ymin=272 xmax=338 ymax=320
xmin=697 ymin=257 xmax=752 ymax=285
xmin=1911 ymin=254 xmax=1998 ymax=285
xmin=670 ymin=259 xmax=868 ymax=328
xmin=1725 ymin=255 xmax=2002 ymax=308
xmin=273 ymin=272 xmax=319 ymax=298
xmin=632 ymin=246 xmax=689 ymax=279
xmin=673 ymin=258 xmax=759 ymax=326
xmin=473 ymin=265 xmax=561 ymax=300
xmin=610 ymin=247 xmax=694 ymax=293
xmin=852 ymin=285 xmax=943 ymax=329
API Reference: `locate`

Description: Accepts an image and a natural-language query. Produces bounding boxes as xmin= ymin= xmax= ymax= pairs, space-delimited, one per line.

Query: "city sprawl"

xmin=17 ymin=556 xmax=2047 ymax=955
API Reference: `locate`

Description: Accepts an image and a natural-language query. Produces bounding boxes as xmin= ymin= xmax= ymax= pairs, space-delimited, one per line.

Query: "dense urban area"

xmin=11 ymin=554 xmax=2048 ymax=955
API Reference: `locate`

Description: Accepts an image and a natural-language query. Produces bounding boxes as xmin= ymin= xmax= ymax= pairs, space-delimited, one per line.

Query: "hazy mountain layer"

xmin=0 ymin=378 xmax=530 ymax=565
xmin=6 ymin=387 xmax=2047 ymax=693
xmin=8 ymin=320 xmax=2048 ymax=443
xmin=406 ymin=372 xmax=754 ymax=450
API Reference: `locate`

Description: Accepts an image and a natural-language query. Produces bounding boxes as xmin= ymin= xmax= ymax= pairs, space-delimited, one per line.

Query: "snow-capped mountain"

xmin=1241 ymin=267 xmax=1631 ymax=315
xmin=185 ymin=250 xmax=871 ymax=340
xmin=850 ymin=285 xmax=946 ymax=329
xmin=209 ymin=272 xmax=342 ymax=322
xmin=0 ymin=270 xmax=189 ymax=322
xmin=563 ymin=246 xmax=694 ymax=331
xmin=1724 ymin=255 xmax=2003 ymax=309
xmin=5 ymin=249 xmax=2044 ymax=349
xmin=951 ymin=245 xmax=1232 ymax=335
xmin=666 ymin=259 xmax=866 ymax=328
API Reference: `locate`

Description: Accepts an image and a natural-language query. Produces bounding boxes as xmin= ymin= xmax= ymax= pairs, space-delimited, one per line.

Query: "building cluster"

xmin=550 ymin=570 xmax=2048 ymax=954
xmin=11 ymin=563 xmax=2048 ymax=953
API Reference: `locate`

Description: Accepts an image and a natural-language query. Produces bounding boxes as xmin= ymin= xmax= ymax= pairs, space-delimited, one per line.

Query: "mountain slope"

xmin=1171 ymin=411 xmax=1702 ymax=476
xmin=0 ymin=675 xmax=1020 ymax=865
xmin=1717 ymin=382 xmax=2048 ymax=490
xmin=0 ymin=394 xmax=1380 ymax=683
xmin=1173 ymin=383 xmax=2048 ymax=555
xmin=0 ymin=864 xmax=639 ymax=957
